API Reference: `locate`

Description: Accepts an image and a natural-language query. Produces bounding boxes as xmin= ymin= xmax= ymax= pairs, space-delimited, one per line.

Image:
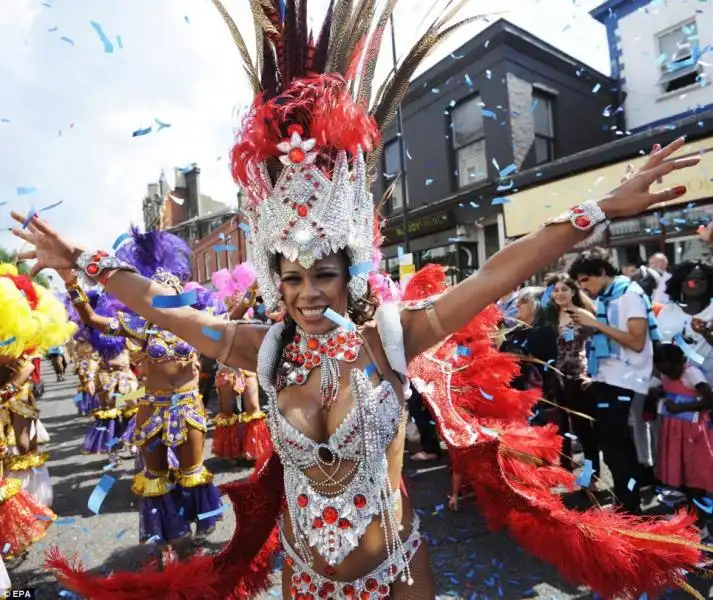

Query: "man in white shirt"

xmin=649 ymin=253 xmax=671 ymax=304
xmin=569 ymin=248 xmax=657 ymax=514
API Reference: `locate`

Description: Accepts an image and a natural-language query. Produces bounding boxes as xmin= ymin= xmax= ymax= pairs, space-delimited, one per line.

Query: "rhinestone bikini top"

xmin=257 ymin=305 xmax=409 ymax=567
xmin=117 ymin=312 xmax=197 ymax=364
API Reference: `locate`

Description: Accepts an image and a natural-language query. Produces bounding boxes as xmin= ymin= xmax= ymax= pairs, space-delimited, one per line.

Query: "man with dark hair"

xmin=568 ymin=248 xmax=659 ymax=514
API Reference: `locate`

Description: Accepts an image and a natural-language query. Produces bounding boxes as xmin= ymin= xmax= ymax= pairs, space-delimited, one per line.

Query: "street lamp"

xmin=389 ymin=13 xmax=410 ymax=252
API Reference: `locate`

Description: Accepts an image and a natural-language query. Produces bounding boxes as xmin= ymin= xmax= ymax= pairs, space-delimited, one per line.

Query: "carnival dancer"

xmin=13 ymin=1 xmax=710 ymax=598
xmin=0 ymin=272 xmax=59 ymax=562
xmin=211 ymin=264 xmax=270 ymax=461
xmin=73 ymin=290 xmax=137 ymax=458
xmin=1 ymin=264 xmax=75 ymax=507
xmin=57 ymin=229 xmax=223 ymax=553
xmin=64 ymin=300 xmax=101 ymax=416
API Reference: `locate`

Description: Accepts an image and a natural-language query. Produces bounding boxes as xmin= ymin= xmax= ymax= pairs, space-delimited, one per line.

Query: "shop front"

xmin=381 ymin=210 xmax=480 ymax=285
xmin=503 ymin=134 xmax=713 ymax=268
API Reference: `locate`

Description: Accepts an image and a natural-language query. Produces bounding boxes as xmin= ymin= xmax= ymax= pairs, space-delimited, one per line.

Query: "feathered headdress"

xmin=211 ymin=262 xmax=256 ymax=304
xmin=87 ymin=293 xmax=128 ymax=361
xmin=115 ymin=226 xmax=192 ymax=288
xmin=0 ymin=263 xmax=76 ymax=357
xmin=212 ymin=0 xmax=480 ymax=310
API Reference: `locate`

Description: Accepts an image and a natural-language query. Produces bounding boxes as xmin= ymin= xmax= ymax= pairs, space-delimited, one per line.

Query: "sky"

xmin=0 ymin=0 xmax=609 ymax=262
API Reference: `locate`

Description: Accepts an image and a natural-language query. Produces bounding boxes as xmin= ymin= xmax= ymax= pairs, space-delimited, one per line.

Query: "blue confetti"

xmin=238 ymin=222 xmax=251 ymax=234
xmin=184 ymin=15 xmax=191 ymax=24
xmin=151 ymin=289 xmax=198 ymax=309
xmin=592 ymin=83 xmax=601 ymax=93
xmin=491 ymin=197 xmax=511 ymax=205
xmin=482 ymin=109 xmax=497 ymax=119
xmin=540 ymin=285 xmax=554 ymax=306
xmin=88 ymin=475 xmax=115 ymax=514
xmin=456 ymin=345 xmax=472 ymax=357
xmin=363 ymin=362 xmax=377 ymax=377
xmin=212 ymin=244 xmax=237 ymax=252
xmin=60 ymin=36 xmax=74 ymax=45
xmin=39 ymin=199 xmax=63 ymax=212
xmin=48 ymin=26 xmax=58 ymax=32
xmin=617 ymin=395 xmax=631 ymax=402
xmin=132 ymin=126 xmax=152 ymax=137
xmin=563 ymin=329 xmax=575 ymax=342
xmin=628 ymin=478 xmax=637 ymax=491
xmin=115 ymin=529 xmax=127 ymax=539
xmin=397 ymin=246 xmax=404 ymax=258
xmin=1 ymin=543 xmax=10 ymax=554
xmin=693 ymin=499 xmax=713 ymax=514
xmin=576 ymin=459 xmax=595 ymax=487
xmin=499 ymin=164 xmax=517 ymax=177
xmin=17 ymin=186 xmax=37 ymax=195
xmin=90 ymin=21 xmax=114 ymax=53
xmin=201 ymin=326 xmax=222 ymax=341
xmin=324 ymin=308 xmax=356 ymax=332
xmin=155 ymin=118 xmax=171 ymax=131
xmin=198 ymin=503 xmax=229 ymax=520
xmin=22 ymin=205 xmax=37 ymax=228
xmin=55 ymin=517 xmax=77 ymax=526
xmin=480 ymin=389 xmax=494 ymax=401
xmin=0 ymin=336 xmax=17 ymax=346
xmin=116 ymin=35 xmax=123 ymax=49
xmin=597 ymin=402 xmax=610 ymax=408
xmin=348 ymin=261 xmax=374 ymax=276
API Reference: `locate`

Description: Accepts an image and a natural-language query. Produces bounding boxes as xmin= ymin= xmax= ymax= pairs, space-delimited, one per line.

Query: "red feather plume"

xmin=3 ymin=273 xmax=39 ymax=309
xmin=405 ymin=266 xmax=708 ymax=600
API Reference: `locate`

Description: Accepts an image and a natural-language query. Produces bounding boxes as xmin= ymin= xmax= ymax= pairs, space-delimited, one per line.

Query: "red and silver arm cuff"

xmin=544 ymin=200 xmax=610 ymax=249
xmin=75 ymin=250 xmax=137 ymax=287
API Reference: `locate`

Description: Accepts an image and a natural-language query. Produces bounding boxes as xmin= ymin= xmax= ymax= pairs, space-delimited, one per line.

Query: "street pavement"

xmin=5 ymin=363 xmax=711 ymax=599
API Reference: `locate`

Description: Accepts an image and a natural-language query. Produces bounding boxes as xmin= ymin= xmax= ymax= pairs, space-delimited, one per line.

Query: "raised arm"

xmin=9 ymin=218 xmax=266 ymax=372
xmin=59 ymin=270 xmax=116 ymax=334
xmin=402 ymin=137 xmax=700 ymax=360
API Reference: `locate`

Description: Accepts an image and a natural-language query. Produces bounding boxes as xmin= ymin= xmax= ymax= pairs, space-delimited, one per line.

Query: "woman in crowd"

xmin=12 ymin=0 xmax=708 ymax=597
xmin=61 ymin=228 xmax=223 ymax=552
xmin=543 ymin=273 xmax=599 ymax=475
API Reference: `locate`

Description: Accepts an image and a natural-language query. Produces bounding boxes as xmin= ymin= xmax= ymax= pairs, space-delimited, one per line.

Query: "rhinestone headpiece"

xmin=152 ymin=268 xmax=183 ymax=291
xmin=246 ymin=132 xmax=374 ymax=312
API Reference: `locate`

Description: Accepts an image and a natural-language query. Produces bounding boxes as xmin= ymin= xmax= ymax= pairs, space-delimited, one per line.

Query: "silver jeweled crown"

xmin=245 ymin=132 xmax=374 ymax=312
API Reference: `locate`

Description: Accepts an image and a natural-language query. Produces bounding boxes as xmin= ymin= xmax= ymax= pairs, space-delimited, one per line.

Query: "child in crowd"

xmin=649 ymin=343 xmax=713 ymax=539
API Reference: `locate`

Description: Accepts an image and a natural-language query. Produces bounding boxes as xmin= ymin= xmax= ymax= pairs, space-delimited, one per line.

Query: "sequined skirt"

xmin=132 ymin=387 xmax=206 ymax=448
xmin=281 ymin=513 xmax=421 ymax=600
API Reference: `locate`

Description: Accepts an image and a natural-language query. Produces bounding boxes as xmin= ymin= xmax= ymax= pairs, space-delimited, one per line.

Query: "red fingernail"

xmin=674 ymin=185 xmax=687 ymax=196
xmin=653 ymin=144 xmax=661 ymax=152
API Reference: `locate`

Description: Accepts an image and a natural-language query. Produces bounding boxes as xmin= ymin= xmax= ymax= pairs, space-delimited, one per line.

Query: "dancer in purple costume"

xmin=59 ymin=228 xmax=223 ymax=553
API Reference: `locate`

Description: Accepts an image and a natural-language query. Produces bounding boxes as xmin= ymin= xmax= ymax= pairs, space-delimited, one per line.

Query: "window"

xmin=383 ymin=140 xmax=405 ymax=212
xmin=657 ymin=20 xmax=701 ymax=93
xmin=451 ymin=96 xmax=487 ymax=188
xmin=216 ymin=251 xmax=222 ymax=271
xmin=532 ymin=91 xmax=554 ymax=164
xmin=204 ymin=253 xmax=211 ymax=282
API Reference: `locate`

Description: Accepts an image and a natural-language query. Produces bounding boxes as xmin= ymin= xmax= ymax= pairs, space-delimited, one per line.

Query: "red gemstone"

xmin=320 ymin=345 xmax=328 ymax=353
xmin=296 ymin=205 xmax=308 ymax=218
xmin=289 ymin=147 xmax=306 ymax=163
xmin=338 ymin=518 xmax=351 ymax=529
xmin=304 ymin=362 xmax=313 ymax=370
xmin=86 ymin=263 xmax=99 ymax=275
xmin=301 ymin=572 xmax=311 ymax=584
xmin=344 ymin=350 xmax=356 ymax=361
xmin=322 ymin=506 xmax=338 ymax=524
xmin=379 ymin=585 xmax=389 ymax=594
xmin=360 ymin=592 xmax=370 ymax=600
xmin=312 ymin=517 xmax=323 ymax=528
xmin=307 ymin=338 xmax=319 ymax=350
xmin=572 ymin=206 xmax=584 ymax=214
xmin=365 ymin=578 xmax=378 ymax=592
xmin=287 ymin=124 xmax=304 ymax=136
xmin=342 ymin=585 xmax=355 ymax=597
xmin=353 ymin=494 xmax=367 ymax=509
xmin=290 ymin=586 xmax=297 ymax=598
xmin=574 ymin=215 xmax=592 ymax=228
xmin=309 ymin=584 xmax=317 ymax=593
xmin=285 ymin=557 xmax=294 ymax=567
xmin=293 ymin=575 xmax=301 ymax=585
xmin=295 ymin=374 xmax=304 ymax=384
xmin=296 ymin=494 xmax=309 ymax=508
xmin=294 ymin=334 xmax=301 ymax=343
xmin=323 ymin=583 xmax=335 ymax=593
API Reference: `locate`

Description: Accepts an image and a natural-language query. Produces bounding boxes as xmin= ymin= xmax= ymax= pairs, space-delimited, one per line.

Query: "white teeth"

xmin=301 ymin=308 xmax=325 ymax=318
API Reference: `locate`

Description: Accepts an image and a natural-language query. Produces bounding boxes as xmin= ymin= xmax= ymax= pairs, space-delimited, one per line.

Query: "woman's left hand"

xmin=598 ymin=137 xmax=700 ymax=220
xmin=567 ymin=307 xmax=598 ymax=329
xmin=664 ymin=399 xmax=680 ymax=414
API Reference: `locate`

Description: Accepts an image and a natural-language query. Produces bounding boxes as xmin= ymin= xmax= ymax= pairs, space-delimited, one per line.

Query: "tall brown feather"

xmin=312 ymin=0 xmax=336 ymax=73
xmin=296 ymin=0 xmax=310 ymax=76
xmin=369 ymin=14 xmax=483 ymax=171
xmin=342 ymin=0 xmax=379 ymax=75
xmin=356 ymin=0 xmax=397 ymax=108
xmin=210 ymin=0 xmax=259 ymax=94
xmin=324 ymin=0 xmax=354 ymax=73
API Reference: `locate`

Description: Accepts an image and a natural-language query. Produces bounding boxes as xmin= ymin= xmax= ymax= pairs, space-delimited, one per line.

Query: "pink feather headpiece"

xmin=211 ymin=262 xmax=257 ymax=301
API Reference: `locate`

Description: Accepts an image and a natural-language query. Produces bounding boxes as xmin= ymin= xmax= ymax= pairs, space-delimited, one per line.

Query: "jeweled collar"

xmin=278 ymin=322 xmax=362 ymax=410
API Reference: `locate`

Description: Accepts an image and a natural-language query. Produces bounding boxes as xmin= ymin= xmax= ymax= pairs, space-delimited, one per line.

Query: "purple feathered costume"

xmin=112 ymin=227 xmax=223 ymax=543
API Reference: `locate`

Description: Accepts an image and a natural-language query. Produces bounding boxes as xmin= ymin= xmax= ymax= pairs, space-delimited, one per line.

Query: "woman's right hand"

xmin=9 ymin=211 xmax=83 ymax=276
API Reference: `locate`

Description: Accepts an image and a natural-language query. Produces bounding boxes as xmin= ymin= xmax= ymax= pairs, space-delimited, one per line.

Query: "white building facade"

xmin=592 ymin=0 xmax=713 ymax=131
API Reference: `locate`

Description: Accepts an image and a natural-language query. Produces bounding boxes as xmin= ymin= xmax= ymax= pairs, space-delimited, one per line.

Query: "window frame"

xmin=656 ymin=19 xmax=701 ymax=94
xmin=382 ymin=138 xmax=405 ymax=214
xmin=449 ymin=94 xmax=488 ymax=190
xmin=532 ymin=89 xmax=555 ymax=165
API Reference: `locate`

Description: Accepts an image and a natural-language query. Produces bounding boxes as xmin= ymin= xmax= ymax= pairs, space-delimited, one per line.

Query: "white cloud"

xmin=0 ymin=0 xmax=607 ymax=255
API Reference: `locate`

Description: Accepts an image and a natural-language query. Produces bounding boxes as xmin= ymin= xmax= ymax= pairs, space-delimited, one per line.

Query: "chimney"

xmin=185 ymin=166 xmax=201 ymax=220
